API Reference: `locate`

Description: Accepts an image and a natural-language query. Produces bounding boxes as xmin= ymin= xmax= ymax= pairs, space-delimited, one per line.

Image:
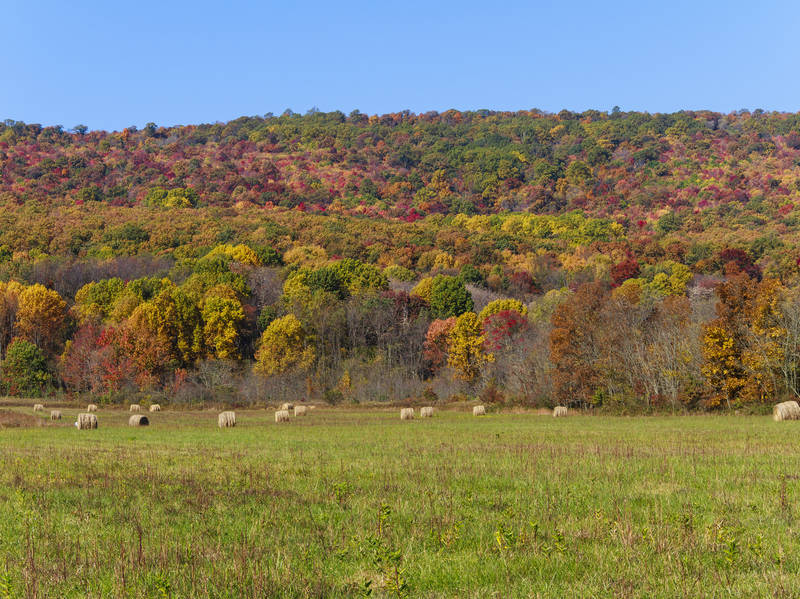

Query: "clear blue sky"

xmin=3 ymin=0 xmax=798 ymax=131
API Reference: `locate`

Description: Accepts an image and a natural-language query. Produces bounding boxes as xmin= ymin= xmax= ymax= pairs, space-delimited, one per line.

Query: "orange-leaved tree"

xmin=549 ymin=282 xmax=608 ymax=407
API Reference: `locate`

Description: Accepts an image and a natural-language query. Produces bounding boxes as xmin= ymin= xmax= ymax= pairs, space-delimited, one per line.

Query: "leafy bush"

xmin=1 ymin=339 xmax=51 ymax=395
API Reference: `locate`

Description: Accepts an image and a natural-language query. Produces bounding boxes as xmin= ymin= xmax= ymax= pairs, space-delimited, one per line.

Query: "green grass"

xmin=1 ymin=406 xmax=799 ymax=598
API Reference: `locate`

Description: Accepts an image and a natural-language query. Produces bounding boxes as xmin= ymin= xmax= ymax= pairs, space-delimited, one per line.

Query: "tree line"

xmin=0 ymin=240 xmax=797 ymax=411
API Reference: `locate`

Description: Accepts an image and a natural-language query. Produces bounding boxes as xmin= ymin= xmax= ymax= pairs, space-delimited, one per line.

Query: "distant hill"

xmin=2 ymin=109 xmax=799 ymax=221
xmin=1 ymin=109 xmax=799 ymax=281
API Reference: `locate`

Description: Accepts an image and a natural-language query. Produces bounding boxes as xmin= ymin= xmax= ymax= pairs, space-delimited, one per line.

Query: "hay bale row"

xmin=149 ymin=404 xmax=161 ymax=412
xmin=218 ymin=411 xmax=236 ymax=428
xmin=294 ymin=405 xmax=307 ymax=417
xmin=400 ymin=408 xmax=415 ymax=420
xmin=33 ymin=404 xmax=44 ymax=412
xmin=774 ymin=400 xmax=800 ymax=421
xmin=50 ymin=410 xmax=62 ymax=421
xmin=473 ymin=405 xmax=486 ymax=416
xmin=128 ymin=414 xmax=149 ymax=427
xmin=553 ymin=406 xmax=568 ymax=418
xmin=275 ymin=409 xmax=290 ymax=423
xmin=420 ymin=406 xmax=434 ymax=418
xmin=87 ymin=404 xmax=98 ymax=412
xmin=76 ymin=413 xmax=98 ymax=430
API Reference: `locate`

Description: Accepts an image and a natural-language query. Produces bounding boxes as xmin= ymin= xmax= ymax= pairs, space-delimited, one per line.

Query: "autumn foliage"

xmin=1 ymin=109 xmax=800 ymax=407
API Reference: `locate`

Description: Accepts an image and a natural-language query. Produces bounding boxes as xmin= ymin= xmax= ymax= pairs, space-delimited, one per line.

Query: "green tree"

xmin=460 ymin=265 xmax=485 ymax=286
xmin=331 ymin=259 xmax=389 ymax=294
xmin=429 ymin=276 xmax=474 ymax=319
xmin=74 ymin=278 xmax=125 ymax=322
xmin=655 ymin=212 xmax=683 ymax=234
xmin=565 ymin=160 xmax=593 ymax=187
xmin=1 ymin=339 xmax=51 ymax=395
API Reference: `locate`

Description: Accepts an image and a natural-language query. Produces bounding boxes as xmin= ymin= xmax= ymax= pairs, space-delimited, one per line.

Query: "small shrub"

xmin=480 ymin=380 xmax=505 ymax=405
xmin=422 ymin=386 xmax=438 ymax=404
xmin=324 ymin=388 xmax=344 ymax=405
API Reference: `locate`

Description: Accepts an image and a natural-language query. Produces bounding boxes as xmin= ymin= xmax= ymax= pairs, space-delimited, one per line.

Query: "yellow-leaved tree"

xmin=701 ymin=325 xmax=746 ymax=408
xmin=447 ymin=312 xmax=492 ymax=382
xmin=283 ymin=244 xmax=328 ymax=268
xmin=15 ymin=284 xmax=67 ymax=354
xmin=701 ymin=275 xmax=786 ymax=408
xmin=206 ymin=244 xmax=261 ymax=266
xmin=741 ymin=278 xmax=785 ymax=402
xmin=477 ymin=298 xmax=528 ymax=323
xmin=410 ymin=277 xmax=435 ymax=303
xmin=254 ymin=314 xmax=315 ymax=376
xmin=202 ymin=294 xmax=245 ymax=360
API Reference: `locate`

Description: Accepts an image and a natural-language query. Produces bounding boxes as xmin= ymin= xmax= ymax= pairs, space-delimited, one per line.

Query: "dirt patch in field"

xmin=0 ymin=409 xmax=44 ymax=428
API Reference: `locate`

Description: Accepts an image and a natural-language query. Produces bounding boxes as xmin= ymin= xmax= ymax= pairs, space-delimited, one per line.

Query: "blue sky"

xmin=2 ymin=0 xmax=798 ymax=131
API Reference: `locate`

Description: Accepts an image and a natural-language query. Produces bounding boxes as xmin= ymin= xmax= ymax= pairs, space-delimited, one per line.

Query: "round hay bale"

xmin=33 ymin=404 xmax=44 ymax=412
xmin=86 ymin=404 xmax=98 ymax=412
xmin=420 ymin=406 xmax=434 ymax=418
xmin=76 ymin=413 xmax=98 ymax=430
xmin=400 ymin=408 xmax=415 ymax=420
xmin=773 ymin=400 xmax=800 ymax=421
xmin=50 ymin=410 xmax=62 ymax=420
xmin=553 ymin=406 xmax=568 ymax=418
xmin=280 ymin=402 xmax=294 ymax=411
xmin=149 ymin=404 xmax=161 ymax=412
xmin=129 ymin=404 xmax=141 ymax=413
xmin=128 ymin=414 xmax=149 ymax=427
xmin=275 ymin=409 xmax=290 ymax=423
xmin=473 ymin=405 xmax=486 ymax=416
xmin=218 ymin=411 xmax=236 ymax=428
xmin=294 ymin=405 xmax=308 ymax=417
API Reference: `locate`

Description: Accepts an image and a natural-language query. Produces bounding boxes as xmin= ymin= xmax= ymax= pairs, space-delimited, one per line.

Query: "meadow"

xmin=0 ymin=404 xmax=799 ymax=598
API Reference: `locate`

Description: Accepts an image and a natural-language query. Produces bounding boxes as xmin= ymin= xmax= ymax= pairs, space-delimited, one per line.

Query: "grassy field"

xmin=0 ymin=404 xmax=799 ymax=598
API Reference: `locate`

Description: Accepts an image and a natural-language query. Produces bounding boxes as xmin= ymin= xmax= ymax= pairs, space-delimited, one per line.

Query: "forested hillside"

xmin=2 ymin=108 xmax=800 ymax=409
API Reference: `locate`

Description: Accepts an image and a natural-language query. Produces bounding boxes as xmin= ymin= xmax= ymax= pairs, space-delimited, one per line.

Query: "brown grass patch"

xmin=0 ymin=409 xmax=43 ymax=428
